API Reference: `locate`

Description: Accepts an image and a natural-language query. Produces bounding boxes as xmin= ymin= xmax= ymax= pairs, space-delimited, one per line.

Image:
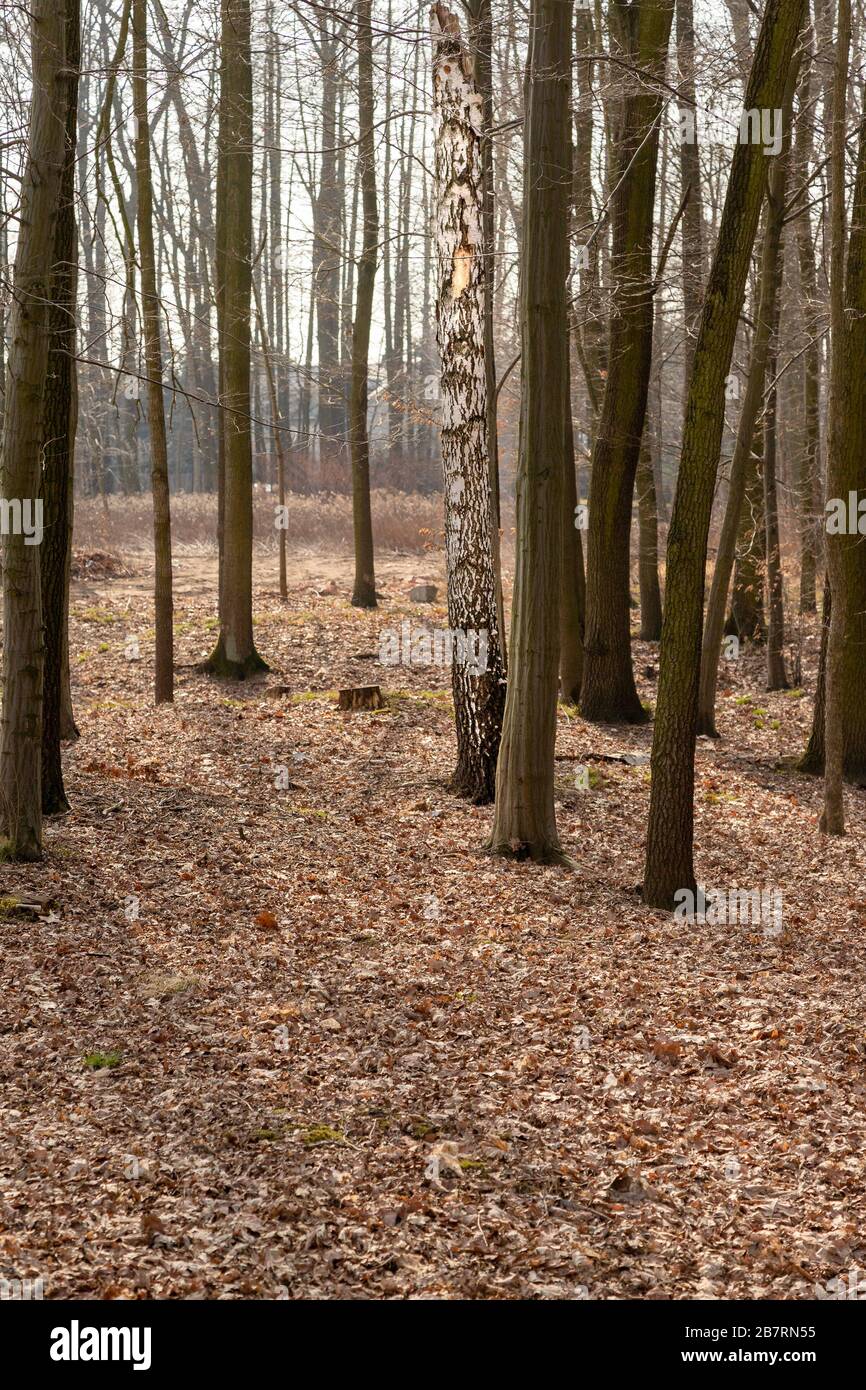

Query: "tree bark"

xmin=822 ymin=0 xmax=853 ymax=835
xmin=133 ymin=0 xmax=174 ymax=703
xmin=350 ymin=0 xmax=378 ymax=609
xmin=205 ymin=0 xmax=267 ymax=678
xmin=40 ymin=0 xmax=80 ymax=814
xmin=696 ymin=54 xmax=799 ymax=734
xmin=637 ymin=438 xmax=663 ymax=641
xmin=643 ymin=0 xmax=807 ymax=908
xmin=0 ymin=0 xmax=70 ymax=858
xmin=763 ymin=297 xmax=789 ymax=692
xmin=560 ymin=375 xmax=585 ymax=703
xmin=487 ymin=0 xmax=571 ymax=858
xmin=252 ymin=273 xmax=288 ymax=599
xmin=677 ymin=0 xmax=705 ymax=403
xmin=432 ymin=3 xmax=506 ymax=804
xmin=465 ymin=0 xmax=505 ymax=655
xmin=727 ymin=432 xmax=767 ymax=642
xmin=312 ymin=12 xmax=345 ymax=472
xmin=580 ymin=0 xmax=674 ymax=724
xmin=793 ymin=28 xmax=822 ymax=614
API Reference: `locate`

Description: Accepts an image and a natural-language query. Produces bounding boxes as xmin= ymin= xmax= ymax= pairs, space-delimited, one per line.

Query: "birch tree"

xmin=431 ymin=3 xmax=506 ymax=804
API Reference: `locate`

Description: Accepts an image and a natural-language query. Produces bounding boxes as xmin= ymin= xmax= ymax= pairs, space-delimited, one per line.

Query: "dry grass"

xmin=74 ymin=488 xmax=446 ymax=558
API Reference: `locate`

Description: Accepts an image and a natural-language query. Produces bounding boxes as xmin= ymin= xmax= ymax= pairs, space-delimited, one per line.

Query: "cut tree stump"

xmin=408 ymin=583 xmax=438 ymax=603
xmin=338 ymin=684 xmax=385 ymax=711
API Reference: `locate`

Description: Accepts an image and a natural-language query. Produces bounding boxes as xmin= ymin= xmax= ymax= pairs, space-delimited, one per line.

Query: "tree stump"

xmin=408 ymin=583 xmax=438 ymax=603
xmin=338 ymin=685 xmax=385 ymax=711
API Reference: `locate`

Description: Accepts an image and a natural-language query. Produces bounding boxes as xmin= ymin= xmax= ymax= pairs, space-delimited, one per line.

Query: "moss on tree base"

xmin=200 ymin=638 xmax=269 ymax=681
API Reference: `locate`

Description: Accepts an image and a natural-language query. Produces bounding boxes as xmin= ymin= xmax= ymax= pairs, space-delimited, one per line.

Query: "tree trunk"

xmin=487 ymin=0 xmax=571 ymax=858
xmin=205 ymin=0 xmax=267 ymax=678
xmin=559 ymin=4 xmax=596 ymax=702
xmin=580 ymin=0 xmax=674 ymax=725
xmin=0 ymin=0 xmax=70 ymax=858
xmin=465 ymin=0 xmax=505 ymax=657
xmin=560 ymin=378 xmax=585 ymax=703
xmin=432 ymin=4 xmax=506 ymax=804
xmin=806 ymin=109 xmax=866 ymax=789
xmin=40 ymin=0 xmax=80 ymax=814
xmin=133 ymin=0 xmax=174 ymax=703
xmin=572 ymin=4 xmax=606 ymax=410
xmin=763 ymin=305 xmax=789 ymax=691
xmin=637 ymin=438 xmax=663 ymax=641
xmin=350 ymin=0 xmax=377 ymax=609
xmin=313 ymin=18 xmax=345 ymax=472
xmin=252 ymin=275 xmax=288 ymax=599
xmin=793 ymin=28 xmax=822 ymax=614
xmin=643 ymin=0 xmax=807 ymax=908
xmin=800 ymin=579 xmax=829 ymax=772
xmin=822 ymin=0 xmax=854 ymax=835
xmin=677 ymin=0 xmax=705 ymax=404
xmin=727 ymin=433 xmax=767 ymax=642
xmin=696 ymin=54 xmax=799 ymax=734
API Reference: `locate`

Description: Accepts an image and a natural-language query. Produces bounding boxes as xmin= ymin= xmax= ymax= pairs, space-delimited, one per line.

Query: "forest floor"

xmin=1 ymin=546 xmax=865 ymax=1300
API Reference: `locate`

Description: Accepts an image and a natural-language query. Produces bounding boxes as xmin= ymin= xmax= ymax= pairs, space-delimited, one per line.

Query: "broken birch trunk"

xmin=430 ymin=2 xmax=505 ymax=804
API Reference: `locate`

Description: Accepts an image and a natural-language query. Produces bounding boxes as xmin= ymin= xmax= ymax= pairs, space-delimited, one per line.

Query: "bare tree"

xmin=133 ymin=0 xmax=174 ymax=702
xmin=431 ymin=3 xmax=506 ymax=803
xmin=349 ymin=0 xmax=378 ymax=608
xmin=487 ymin=0 xmax=571 ymax=857
xmin=644 ymin=0 xmax=807 ymax=908
xmin=205 ymin=0 xmax=267 ymax=678
xmin=0 ymin=0 xmax=71 ymax=858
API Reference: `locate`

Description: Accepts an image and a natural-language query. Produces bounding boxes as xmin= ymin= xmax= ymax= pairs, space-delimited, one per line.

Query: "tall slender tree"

xmin=349 ymin=0 xmax=378 ymax=608
xmin=677 ymin=0 xmax=705 ymax=404
xmin=644 ymin=0 xmax=807 ymax=908
xmin=697 ymin=52 xmax=800 ymax=735
xmin=41 ymin=0 xmax=81 ymax=814
xmin=821 ymin=0 xmax=852 ymax=835
xmin=0 ymin=0 xmax=71 ymax=858
xmin=133 ymin=0 xmax=174 ymax=702
xmin=580 ymin=0 xmax=674 ymax=724
xmin=205 ymin=0 xmax=267 ymax=678
xmin=487 ymin=0 xmax=571 ymax=856
xmin=465 ymin=0 xmax=505 ymax=648
xmin=432 ymin=3 xmax=506 ymax=803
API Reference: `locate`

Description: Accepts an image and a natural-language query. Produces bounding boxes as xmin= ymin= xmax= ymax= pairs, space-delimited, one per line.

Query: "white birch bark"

xmin=431 ymin=2 xmax=505 ymax=803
